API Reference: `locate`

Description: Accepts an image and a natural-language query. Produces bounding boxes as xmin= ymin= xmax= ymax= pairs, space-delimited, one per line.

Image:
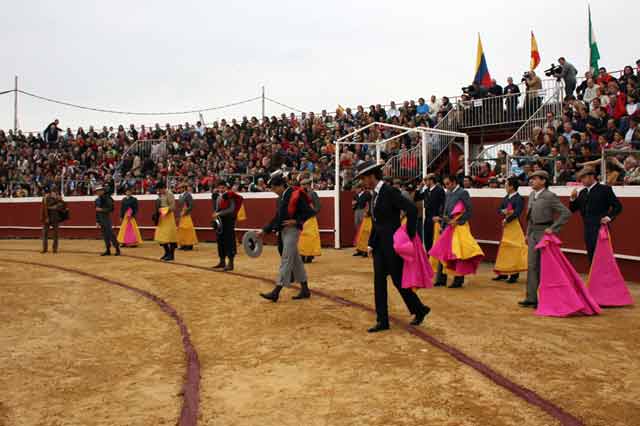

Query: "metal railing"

xmin=452 ymin=86 xmax=560 ymax=129
xmin=474 ymin=85 xmax=564 ymax=162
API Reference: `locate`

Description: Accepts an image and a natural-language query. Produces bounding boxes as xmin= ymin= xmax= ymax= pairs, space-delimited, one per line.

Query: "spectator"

xmin=582 ymin=78 xmax=599 ymax=106
xmin=504 ymin=77 xmax=520 ymax=121
xmin=416 ymin=98 xmax=430 ymax=117
xmin=558 ymin=57 xmax=578 ymax=97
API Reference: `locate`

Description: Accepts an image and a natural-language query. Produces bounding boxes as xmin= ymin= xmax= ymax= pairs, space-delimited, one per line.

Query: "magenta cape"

xmin=393 ymin=224 xmax=434 ymax=289
xmin=427 ymin=201 xmax=483 ymax=276
xmin=535 ymin=234 xmax=601 ymax=317
xmin=587 ymin=225 xmax=634 ymax=307
xmin=122 ymin=208 xmax=139 ymax=245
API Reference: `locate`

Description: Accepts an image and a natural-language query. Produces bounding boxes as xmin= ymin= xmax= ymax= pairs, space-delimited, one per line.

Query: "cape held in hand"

xmin=587 ymin=225 xmax=634 ymax=307
xmin=535 ymin=234 xmax=601 ymax=317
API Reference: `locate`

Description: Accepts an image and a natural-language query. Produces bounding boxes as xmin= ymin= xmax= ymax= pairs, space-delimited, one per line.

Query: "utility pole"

xmin=13 ymin=76 xmax=18 ymax=132
xmin=261 ymin=85 xmax=265 ymax=119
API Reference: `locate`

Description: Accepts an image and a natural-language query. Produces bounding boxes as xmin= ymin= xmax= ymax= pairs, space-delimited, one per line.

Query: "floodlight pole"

xmin=13 ymin=76 xmax=18 ymax=132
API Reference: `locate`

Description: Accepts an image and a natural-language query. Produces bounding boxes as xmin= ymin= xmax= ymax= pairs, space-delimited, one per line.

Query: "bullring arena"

xmin=1 ymin=189 xmax=639 ymax=426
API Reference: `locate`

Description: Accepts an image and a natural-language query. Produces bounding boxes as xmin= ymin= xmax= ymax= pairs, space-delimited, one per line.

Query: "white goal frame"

xmin=333 ymin=122 xmax=469 ymax=249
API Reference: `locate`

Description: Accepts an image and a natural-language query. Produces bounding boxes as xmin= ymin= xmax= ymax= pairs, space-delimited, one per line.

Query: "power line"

xmin=0 ymin=89 xmax=14 ymax=96
xmin=16 ymin=89 xmax=261 ymax=116
xmin=264 ymin=96 xmax=306 ymax=114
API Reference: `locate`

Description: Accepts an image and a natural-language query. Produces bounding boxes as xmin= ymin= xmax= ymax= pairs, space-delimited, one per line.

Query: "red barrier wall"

xmin=2 ymin=188 xmax=639 ymax=281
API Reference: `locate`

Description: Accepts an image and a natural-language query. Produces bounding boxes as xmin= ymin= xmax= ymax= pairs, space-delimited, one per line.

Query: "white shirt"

xmin=586 ymin=182 xmax=597 ymax=193
xmin=507 ymin=191 xmax=518 ymax=199
xmin=625 ymin=126 xmax=637 ymax=143
xmin=387 ymin=107 xmax=400 ymax=119
xmin=533 ymin=188 xmax=544 ymax=200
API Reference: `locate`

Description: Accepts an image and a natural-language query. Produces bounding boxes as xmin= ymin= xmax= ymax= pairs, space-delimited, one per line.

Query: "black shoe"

xmin=353 ymin=252 xmax=363 ymax=257
xmin=507 ymin=274 xmax=519 ymax=283
xmin=410 ymin=306 xmax=431 ymax=326
xmin=434 ymin=280 xmax=447 ymax=287
xmin=224 ymin=258 xmax=234 ymax=272
xmin=292 ymin=282 xmax=311 ymax=300
xmin=492 ymin=275 xmax=508 ymax=281
xmin=518 ymin=300 xmax=537 ymax=308
xmin=163 ymin=254 xmax=175 ymax=262
xmin=260 ymin=286 xmax=282 ymax=303
xmin=213 ymin=260 xmax=226 ymax=269
xmin=449 ymin=277 xmax=464 ymax=288
xmin=115 ymin=249 xmax=121 ymax=256
xmin=367 ymin=323 xmax=390 ymax=333
xmin=101 ymin=251 xmax=111 ymax=256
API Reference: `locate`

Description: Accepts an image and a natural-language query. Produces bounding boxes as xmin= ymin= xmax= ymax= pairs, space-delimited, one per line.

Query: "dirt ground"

xmin=0 ymin=239 xmax=638 ymax=426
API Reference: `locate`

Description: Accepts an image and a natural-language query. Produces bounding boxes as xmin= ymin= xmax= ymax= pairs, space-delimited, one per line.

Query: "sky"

xmin=0 ymin=0 xmax=638 ymax=133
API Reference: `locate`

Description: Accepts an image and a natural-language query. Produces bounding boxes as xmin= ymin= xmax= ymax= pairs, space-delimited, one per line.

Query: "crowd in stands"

xmin=0 ymin=95 xmax=455 ymax=197
xmin=467 ymin=60 xmax=640 ymax=188
xmin=1 ymin=59 xmax=640 ymax=197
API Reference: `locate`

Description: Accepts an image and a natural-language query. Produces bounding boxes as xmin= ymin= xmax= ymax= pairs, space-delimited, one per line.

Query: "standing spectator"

xmin=428 ymin=95 xmax=441 ymax=120
xmin=504 ymin=77 xmax=520 ymax=121
xmin=43 ymin=119 xmax=62 ymax=148
xmin=525 ymin=71 xmax=543 ymax=113
xmin=558 ymin=57 xmax=578 ymax=97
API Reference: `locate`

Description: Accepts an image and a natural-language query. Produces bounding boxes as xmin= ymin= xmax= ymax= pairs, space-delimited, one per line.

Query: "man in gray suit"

xmin=434 ymin=174 xmax=473 ymax=288
xmin=520 ymin=171 xmax=571 ymax=308
xmin=558 ymin=57 xmax=578 ymax=98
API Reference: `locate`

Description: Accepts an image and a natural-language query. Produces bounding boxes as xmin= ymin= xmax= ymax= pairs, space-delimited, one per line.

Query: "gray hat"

xmin=242 ymin=231 xmax=263 ymax=258
xmin=576 ymin=167 xmax=597 ymax=179
xmin=528 ymin=170 xmax=550 ymax=181
xmin=95 ymin=185 xmax=105 ymax=192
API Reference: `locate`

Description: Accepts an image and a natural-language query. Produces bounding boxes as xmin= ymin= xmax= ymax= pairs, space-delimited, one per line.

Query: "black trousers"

xmin=584 ymin=223 xmax=599 ymax=265
xmin=217 ymin=218 xmax=236 ymax=259
xmin=373 ymin=250 xmax=424 ymax=325
xmin=99 ymin=218 xmax=119 ymax=251
xmin=423 ymin=218 xmax=435 ymax=252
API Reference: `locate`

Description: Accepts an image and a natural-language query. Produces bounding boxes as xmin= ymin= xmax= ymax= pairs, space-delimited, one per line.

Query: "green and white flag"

xmin=589 ymin=5 xmax=600 ymax=77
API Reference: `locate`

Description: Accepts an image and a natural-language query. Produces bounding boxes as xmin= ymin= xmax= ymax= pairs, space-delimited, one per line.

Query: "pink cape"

xmin=123 ymin=208 xmax=138 ymax=245
xmin=535 ymin=234 xmax=601 ymax=317
xmin=587 ymin=225 xmax=634 ymax=307
xmin=393 ymin=224 xmax=434 ymax=289
xmin=427 ymin=201 xmax=482 ymax=276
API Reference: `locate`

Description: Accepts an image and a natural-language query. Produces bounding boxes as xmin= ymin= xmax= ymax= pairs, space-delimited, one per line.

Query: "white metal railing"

xmin=452 ymin=86 xmax=560 ymax=129
xmin=473 ymin=85 xmax=564 ymax=162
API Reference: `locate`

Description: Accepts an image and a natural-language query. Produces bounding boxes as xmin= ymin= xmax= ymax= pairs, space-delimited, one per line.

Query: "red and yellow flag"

xmin=530 ymin=31 xmax=541 ymax=70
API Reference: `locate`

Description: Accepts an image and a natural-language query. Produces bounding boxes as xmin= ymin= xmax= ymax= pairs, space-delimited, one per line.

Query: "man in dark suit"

xmin=569 ymin=167 xmax=622 ymax=264
xmin=420 ymin=173 xmax=445 ymax=252
xmin=356 ymin=161 xmax=430 ymax=333
xmin=95 ymin=185 xmax=121 ymax=257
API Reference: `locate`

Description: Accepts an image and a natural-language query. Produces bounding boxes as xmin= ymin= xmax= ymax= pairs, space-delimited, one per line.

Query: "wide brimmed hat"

xmin=354 ymin=160 xmax=383 ymax=178
xmin=94 ymin=185 xmax=105 ymax=192
xmin=576 ymin=167 xmax=597 ymax=179
xmin=242 ymin=231 xmax=263 ymax=258
xmin=528 ymin=170 xmax=550 ymax=181
xmin=300 ymin=178 xmax=312 ymax=185
xmin=268 ymin=170 xmax=287 ymax=187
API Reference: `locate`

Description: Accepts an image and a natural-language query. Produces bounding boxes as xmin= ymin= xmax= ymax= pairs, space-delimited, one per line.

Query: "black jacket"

xmin=96 ymin=195 xmax=114 ymax=224
xmin=498 ymin=193 xmax=524 ymax=223
xmin=263 ymin=187 xmax=315 ymax=234
xmin=423 ymin=185 xmax=445 ymax=221
xmin=368 ymin=183 xmax=417 ymax=253
xmin=120 ymin=195 xmax=139 ymax=219
xmin=569 ymin=183 xmax=622 ymax=226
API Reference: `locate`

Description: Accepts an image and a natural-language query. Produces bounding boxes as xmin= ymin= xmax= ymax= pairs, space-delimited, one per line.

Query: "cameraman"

xmin=524 ymin=71 xmax=543 ymax=115
xmin=558 ymin=57 xmax=578 ymax=97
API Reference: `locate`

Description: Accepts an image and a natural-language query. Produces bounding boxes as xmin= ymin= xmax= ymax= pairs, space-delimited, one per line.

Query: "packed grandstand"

xmin=1 ymin=61 xmax=639 ymax=197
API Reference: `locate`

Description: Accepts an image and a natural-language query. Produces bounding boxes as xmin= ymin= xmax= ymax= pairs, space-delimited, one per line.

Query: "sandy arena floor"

xmin=0 ymin=239 xmax=638 ymax=426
